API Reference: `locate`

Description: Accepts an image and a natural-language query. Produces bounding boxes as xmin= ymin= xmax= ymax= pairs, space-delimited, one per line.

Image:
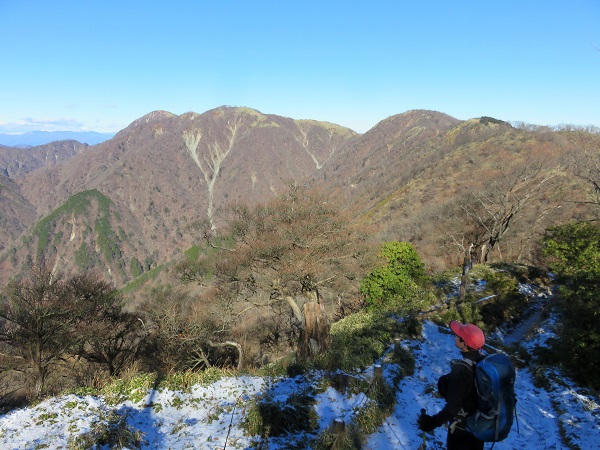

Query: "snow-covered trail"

xmin=366 ymin=321 xmax=599 ymax=450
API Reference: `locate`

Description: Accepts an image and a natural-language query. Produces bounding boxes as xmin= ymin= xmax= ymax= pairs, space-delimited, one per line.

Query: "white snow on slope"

xmin=1 ymin=320 xmax=599 ymax=449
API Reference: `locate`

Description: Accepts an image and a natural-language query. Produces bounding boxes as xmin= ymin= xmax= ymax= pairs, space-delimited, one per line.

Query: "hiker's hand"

xmin=417 ymin=413 xmax=437 ymax=432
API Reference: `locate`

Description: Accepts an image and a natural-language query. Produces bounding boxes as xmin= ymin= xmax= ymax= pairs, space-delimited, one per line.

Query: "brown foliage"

xmin=363 ymin=125 xmax=593 ymax=270
xmin=138 ymin=284 xmax=231 ymax=371
xmin=0 ymin=264 xmax=143 ymax=399
xmin=217 ymin=184 xmax=372 ymax=294
xmin=569 ymin=131 xmax=600 ymax=219
xmin=205 ymin=184 xmax=374 ymax=363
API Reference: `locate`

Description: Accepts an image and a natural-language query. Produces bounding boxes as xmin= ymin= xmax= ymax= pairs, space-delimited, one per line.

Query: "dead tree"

xmin=458 ymin=243 xmax=474 ymax=304
xmin=456 ymin=164 xmax=559 ymax=264
xmin=295 ymin=292 xmax=331 ymax=362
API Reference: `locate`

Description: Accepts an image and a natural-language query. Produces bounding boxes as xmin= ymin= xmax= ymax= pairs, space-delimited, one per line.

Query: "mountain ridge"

xmin=0 ymin=107 xmax=357 ymax=285
xmin=1 ymin=106 xmax=599 ymax=287
xmin=0 ymin=131 xmax=115 ymax=147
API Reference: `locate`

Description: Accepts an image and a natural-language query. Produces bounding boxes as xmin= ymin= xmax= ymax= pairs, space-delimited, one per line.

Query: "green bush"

xmin=67 ymin=411 xmax=144 ymax=449
xmin=438 ymin=300 xmax=484 ymax=331
xmin=74 ymin=242 xmax=94 ymax=270
xmin=436 ymin=264 xmax=534 ymax=334
xmin=360 ymin=242 xmax=429 ymax=310
xmin=541 ymin=222 xmax=600 ymax=390
xmin=101 ymin=373 xmax=158 ymax=405
xmin=312 ymin=423 xmax=362 ymax=450
xmin=129 ymin=258 xmax=143 ymax=277
xmin=389 ymin=343 xmax=416 ymax=378
xmin=320 ymin=310 xmax=396 ymax=371
xmin=160 ymin=367 xmax=231 ymax=392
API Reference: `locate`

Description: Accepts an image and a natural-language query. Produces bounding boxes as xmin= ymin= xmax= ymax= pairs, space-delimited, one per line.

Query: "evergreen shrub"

xmin=541 ymin=222 xmax=600 ymax=390
xmin=360 ymin=241 xmax=431 ymax=312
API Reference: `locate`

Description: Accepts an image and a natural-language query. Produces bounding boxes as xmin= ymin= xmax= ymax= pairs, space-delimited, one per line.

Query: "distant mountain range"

xmin=0 ymin=106 xmax=599 ymax=290
xmin=0 ymin=130 xmax=115 ymax=147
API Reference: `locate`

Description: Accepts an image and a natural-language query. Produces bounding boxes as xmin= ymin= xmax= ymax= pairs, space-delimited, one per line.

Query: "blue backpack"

xmin=465 ymin=352 xmax=517 ymax=443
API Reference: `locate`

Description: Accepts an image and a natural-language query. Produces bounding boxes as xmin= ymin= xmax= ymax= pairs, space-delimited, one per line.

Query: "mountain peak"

xmin=124 ymin=110 xmax=176 ymax=128
xmin=375 ymin=109 xmax=460 ymax=131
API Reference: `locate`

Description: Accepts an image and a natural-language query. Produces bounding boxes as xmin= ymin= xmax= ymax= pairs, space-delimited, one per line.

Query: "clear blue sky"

xmin=1 ymin=0 xmax=599 ymax=134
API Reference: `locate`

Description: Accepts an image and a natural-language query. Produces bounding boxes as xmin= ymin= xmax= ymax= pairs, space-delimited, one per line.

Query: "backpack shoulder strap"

xmin=452 ymin=358 xmax=475 ymax=371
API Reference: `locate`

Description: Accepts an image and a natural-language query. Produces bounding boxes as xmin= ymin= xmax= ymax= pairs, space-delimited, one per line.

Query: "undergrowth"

xmin=66 ymin=411 xmax=144 ymax=449
xmin=435 ymin=263 xmax=548 ymax=335
xmin=66 ymin=367 xmax=236 ymax=405
xmin=318 ymin=310 xmax=397 ymax=371
xmin=242 ymin=386 xmax=318 ymax=438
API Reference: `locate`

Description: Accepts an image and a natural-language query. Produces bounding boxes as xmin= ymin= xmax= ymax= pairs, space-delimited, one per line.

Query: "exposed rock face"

xmin=0 ymin=107 xmax=356 ymax=286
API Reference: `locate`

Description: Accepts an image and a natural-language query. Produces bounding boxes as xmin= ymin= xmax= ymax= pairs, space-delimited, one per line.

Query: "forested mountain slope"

xmin=1 ymin=107 xmax=599 ymax=286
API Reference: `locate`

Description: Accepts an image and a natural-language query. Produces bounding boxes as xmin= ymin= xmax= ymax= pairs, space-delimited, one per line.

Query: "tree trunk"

xmin=34 ymin=362 xmax=46 ymax=397
xmin=454 ymin=244 xmax=473 ymax=307
xmin=298 ymin=301 xmax=331 ymax=361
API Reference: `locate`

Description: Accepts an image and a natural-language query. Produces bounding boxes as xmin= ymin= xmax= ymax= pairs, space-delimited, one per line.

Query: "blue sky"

xmin=1 ymin=0 xmax=599 ymax=134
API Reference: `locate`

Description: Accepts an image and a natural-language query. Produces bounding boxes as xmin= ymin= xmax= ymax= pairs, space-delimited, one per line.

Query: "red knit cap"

xmin=450 ymin=320 xmax=485 ymax=350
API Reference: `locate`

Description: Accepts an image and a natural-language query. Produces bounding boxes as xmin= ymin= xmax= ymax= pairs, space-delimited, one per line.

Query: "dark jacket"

xmin=431 ymin=350 xmax=484 ymax=428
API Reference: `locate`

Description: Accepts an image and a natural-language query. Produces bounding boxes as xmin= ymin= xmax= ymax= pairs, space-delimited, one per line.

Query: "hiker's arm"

xmin=430 ymin=365 xmax=468 ymax=426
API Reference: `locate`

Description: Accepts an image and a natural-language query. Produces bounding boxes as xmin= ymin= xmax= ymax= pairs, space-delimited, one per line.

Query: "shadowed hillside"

xmin=0 ymin=172 xmax=36 ymax=254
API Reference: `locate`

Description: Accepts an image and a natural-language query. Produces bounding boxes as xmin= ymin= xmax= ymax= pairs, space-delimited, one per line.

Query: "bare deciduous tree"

xmin=194 ymin=184 xmax=372 ymax=364
xmin=0 ymin=265 xmax=145 ymax=396
xmin=69 ymin=273 xmax=145 ymax=376
xmin=0 ymin=265 xmax=76 ymax=395
xmin=450 ymin=163 xmax=559 ymax=265
xmin=140 ymin=285 xmax=224 ymax=371
xmin=569 ymin=135 xmax=600 ymax=219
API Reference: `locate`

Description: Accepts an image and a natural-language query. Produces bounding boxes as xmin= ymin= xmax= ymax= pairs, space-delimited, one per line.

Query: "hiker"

xmin=417 ymin=320 xmax=485 ymax=450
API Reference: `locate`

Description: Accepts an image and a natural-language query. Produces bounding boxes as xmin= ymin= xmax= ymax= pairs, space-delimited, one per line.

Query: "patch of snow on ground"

xmin=1 ymin=318 xmax=599 ymax=449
